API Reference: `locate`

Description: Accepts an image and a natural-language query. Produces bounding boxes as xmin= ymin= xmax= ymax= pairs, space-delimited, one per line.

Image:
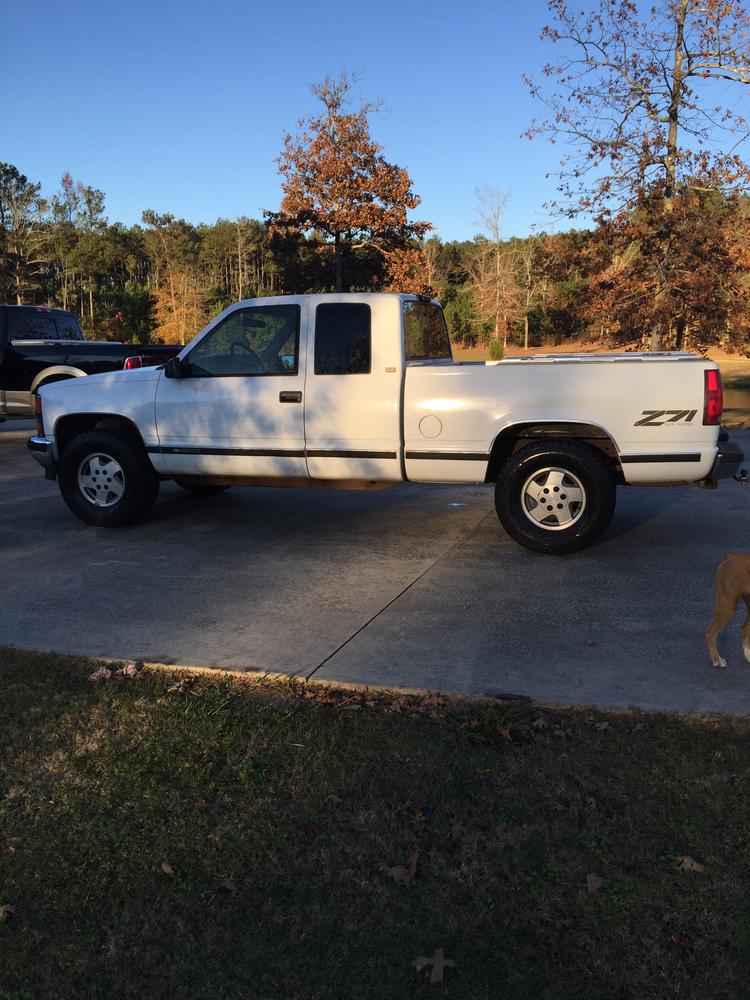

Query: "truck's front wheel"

xmin=58 ymin=430 xmax=159 ymax=527
xmin=495 ymin=440 xmax=616 ymax=554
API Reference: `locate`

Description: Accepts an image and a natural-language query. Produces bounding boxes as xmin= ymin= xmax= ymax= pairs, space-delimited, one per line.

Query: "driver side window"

xmin=188 ymin=304 xmax=300 ymax=377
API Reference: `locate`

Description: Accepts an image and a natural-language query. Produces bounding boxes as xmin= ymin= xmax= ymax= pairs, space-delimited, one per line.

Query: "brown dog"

xmin=705 ymin=553 xmax=750 ymax=668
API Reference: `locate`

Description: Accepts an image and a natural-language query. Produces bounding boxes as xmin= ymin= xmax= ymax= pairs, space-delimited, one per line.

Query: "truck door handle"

xmin=279 ymin=391 xmax=302 ymax=403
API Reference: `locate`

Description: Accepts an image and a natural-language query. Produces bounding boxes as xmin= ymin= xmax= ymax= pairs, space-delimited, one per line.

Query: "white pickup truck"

xmin=28 ymin=292 xmax=743 ymax=554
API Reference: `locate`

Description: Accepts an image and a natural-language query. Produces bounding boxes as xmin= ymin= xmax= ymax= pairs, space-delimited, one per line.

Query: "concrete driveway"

xmin=2 ymin=419 xmax=750 ymax=715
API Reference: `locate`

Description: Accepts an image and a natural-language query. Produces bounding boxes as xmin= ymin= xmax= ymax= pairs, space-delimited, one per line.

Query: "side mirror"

xmin=164 ymin=356 xmax=188 ymax=379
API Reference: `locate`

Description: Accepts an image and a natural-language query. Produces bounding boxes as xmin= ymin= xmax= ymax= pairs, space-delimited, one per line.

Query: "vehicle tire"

xmin=57 ymin=429 xmax=159 ymax=527
xmin=495 ymin=439 xmax=616 ymax=555
xmin=174 ymin=479 xmax=231 ymax=496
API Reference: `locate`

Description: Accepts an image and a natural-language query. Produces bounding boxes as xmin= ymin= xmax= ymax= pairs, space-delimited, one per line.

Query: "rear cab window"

xmin=314 ymin=303 xmax=371 ymax=374
xmin=8 ymin=309 xmax=84 ymax=341
xmin=403 ymin=300 xmax=452 ymax=363
xmin=53 ymin=312 xmax=84 ymax=340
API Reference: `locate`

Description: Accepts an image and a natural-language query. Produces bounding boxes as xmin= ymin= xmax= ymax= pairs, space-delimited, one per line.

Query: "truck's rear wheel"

xmin=495 ymin=439 xmax=616 ymax=554
xmin=58 ymin=430 xmax=159 ymax=527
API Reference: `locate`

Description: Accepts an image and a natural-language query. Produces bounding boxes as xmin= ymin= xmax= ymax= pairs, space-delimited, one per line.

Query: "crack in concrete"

xmin=305 ymin=506 xmax=495 ymax=681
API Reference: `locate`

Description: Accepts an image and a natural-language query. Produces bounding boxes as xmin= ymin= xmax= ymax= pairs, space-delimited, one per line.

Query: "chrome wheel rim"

xmin=521 ymin=466 xmax=586 ymax=531
xmin=77 ymin=453 xmax=125 ymax=507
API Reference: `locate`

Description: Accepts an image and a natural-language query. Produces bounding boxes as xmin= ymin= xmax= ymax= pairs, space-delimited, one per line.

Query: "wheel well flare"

xmin=485 ymin=423 xmax=620 ymax=483
xmin=55 ymin=414 xmax=145 ymax=454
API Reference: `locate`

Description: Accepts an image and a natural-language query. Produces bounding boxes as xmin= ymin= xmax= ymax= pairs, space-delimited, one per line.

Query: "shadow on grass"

xmin=1 ymin=646 xmax=749 ymax=1000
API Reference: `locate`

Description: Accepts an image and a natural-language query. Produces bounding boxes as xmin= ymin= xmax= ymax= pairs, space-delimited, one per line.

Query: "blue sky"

xmin=5 ymin=0 xmax=572 ymax=241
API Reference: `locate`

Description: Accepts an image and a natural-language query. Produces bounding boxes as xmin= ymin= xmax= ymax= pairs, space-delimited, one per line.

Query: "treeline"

xmin=1 ymin=162 xmax=749 ymax=352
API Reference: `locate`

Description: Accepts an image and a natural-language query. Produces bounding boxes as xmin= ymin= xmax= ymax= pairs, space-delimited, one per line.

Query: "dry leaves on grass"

xmin=0 ymin=904 xmax=16 ymax=923
xmin=219 ymin=877 xmax=238 ymax=895
xmin=677 ymin=856 xmax=705 ymax=874
xmin=88 ymin=660 xmax=144 ymax=682
xmin=166 ymin=676 xmax=195 ymax=695
xmin=117 ymin=659 xmax=144 ymax=678
xmin=88 ymin=665 xmax=113 ymax=682
xmin=161 ymin=862 xmax=175 ymax=877
xmin=413 ymin=948 xmax=457 ymax=984
xmin=385 ymin=849 xmax=419 ymax=883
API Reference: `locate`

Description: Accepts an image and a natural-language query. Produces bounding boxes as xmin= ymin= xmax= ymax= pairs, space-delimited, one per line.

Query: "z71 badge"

xmin=634 ymin=409 xmax=697 ymax=427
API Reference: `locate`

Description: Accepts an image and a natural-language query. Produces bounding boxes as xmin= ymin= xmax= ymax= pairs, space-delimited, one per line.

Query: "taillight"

xmin=123 ymin=356 xmax=143 ymax=370
xmin=34 ymin=392 xmax=44 ymax=436
xmin=703 ymin=369 xmax=723 ymax=425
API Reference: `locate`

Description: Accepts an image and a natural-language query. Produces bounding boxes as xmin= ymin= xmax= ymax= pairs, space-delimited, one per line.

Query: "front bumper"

xmin=28 ymin=436 xmax=58 ymax=480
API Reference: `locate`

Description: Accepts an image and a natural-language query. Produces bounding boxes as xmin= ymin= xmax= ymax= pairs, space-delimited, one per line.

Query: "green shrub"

xmin=488 ymin=337 xmax=505 ymax=360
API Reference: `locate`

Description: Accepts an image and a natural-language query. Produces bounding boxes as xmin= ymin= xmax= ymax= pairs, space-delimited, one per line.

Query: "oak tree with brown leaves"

xmin=526 ymin=0 xmax=750 ymax=348
xmin=268 ymin=73 xmax=431 ymax=293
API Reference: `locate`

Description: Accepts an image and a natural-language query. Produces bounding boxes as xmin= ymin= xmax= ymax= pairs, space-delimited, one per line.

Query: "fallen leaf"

xmin=88 ymin=666 xmax=113 ymax=682
xmin=410 ymin=809 xmax=427 ymax=825
xmin=0 ymin=904 xmax=15 ymax=923
xmin=584 ymin=639 xmax=598 ymax=647
xmin=195 ymin=799 xmax=209 ymax=811
xmin=161 ymin=861 xmax=174 ymax=877
xmin=117 ymin=659 xmax=144 ymax=678
xmin=325 ymin=794 xmax=342 ymax=808
xmin=219 ymin=877 xmax=237 ymax=895
xmin=671 ymin=930 xmax=691 ymax=950
xmin=593 ymin=721 xmax=613 ymax=732
xmin=167 ymin=677 xmax=194 ymax=695
xmin=587 ymin=873 xmax=605 ymax=894
xmin=413 ymin=948 xmax=457 ymax=984
xmin=499 ymin=726 xmax=514 ymax=743
xmin=386 ymin=849 xmax=419 ymax=883
xmin=553 ymin=729 xmax=567 ymax=738
xmin=677 ymin=855 xmax=705 ymax=874
xmin=532 ymin=716 xmax=549 ymax=730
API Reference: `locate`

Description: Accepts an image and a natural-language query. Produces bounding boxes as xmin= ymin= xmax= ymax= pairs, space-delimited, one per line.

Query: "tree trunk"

xmin=674 ymin=315 xmax=687 ymax=351
xmin=524 ymin=314 xmax=529 ymax=351
xmin=651 ymin=322 xmax=664 ymax=352
xmin=334 ymin=232 xmax=343 ymax=292
xmin=665 ymin=1 xmax=688 ymax=207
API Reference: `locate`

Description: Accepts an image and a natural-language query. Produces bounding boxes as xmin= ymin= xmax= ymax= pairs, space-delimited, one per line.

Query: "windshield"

xmin=403 ymin=301 xmax=452 ymax=362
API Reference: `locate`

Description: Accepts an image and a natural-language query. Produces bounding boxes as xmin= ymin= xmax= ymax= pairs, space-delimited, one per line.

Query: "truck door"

xmin=303 ymin=298 xmax=403 ymax=481
xmin=153 ymin=302 xmax=307 ymax=478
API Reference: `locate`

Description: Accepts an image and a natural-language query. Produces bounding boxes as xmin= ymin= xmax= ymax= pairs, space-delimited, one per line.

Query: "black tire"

xmin=174 ymin=479 xmax=231 ymax=496
xmin=495 ymin=439 xmax=616 ymax=554
xmin=58 ymin=429 xmax=159 ymax=527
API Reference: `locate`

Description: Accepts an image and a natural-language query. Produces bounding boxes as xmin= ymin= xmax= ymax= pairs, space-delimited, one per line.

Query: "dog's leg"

xmin=706 ymin=596 xmax=737 ymax=669
xmin=741 ymin=597 xmax=750 ymax=664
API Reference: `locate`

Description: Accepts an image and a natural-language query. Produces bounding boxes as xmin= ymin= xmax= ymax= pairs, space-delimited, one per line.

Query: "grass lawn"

xmin=1 ymin=648 xmax=749 ymax=1000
